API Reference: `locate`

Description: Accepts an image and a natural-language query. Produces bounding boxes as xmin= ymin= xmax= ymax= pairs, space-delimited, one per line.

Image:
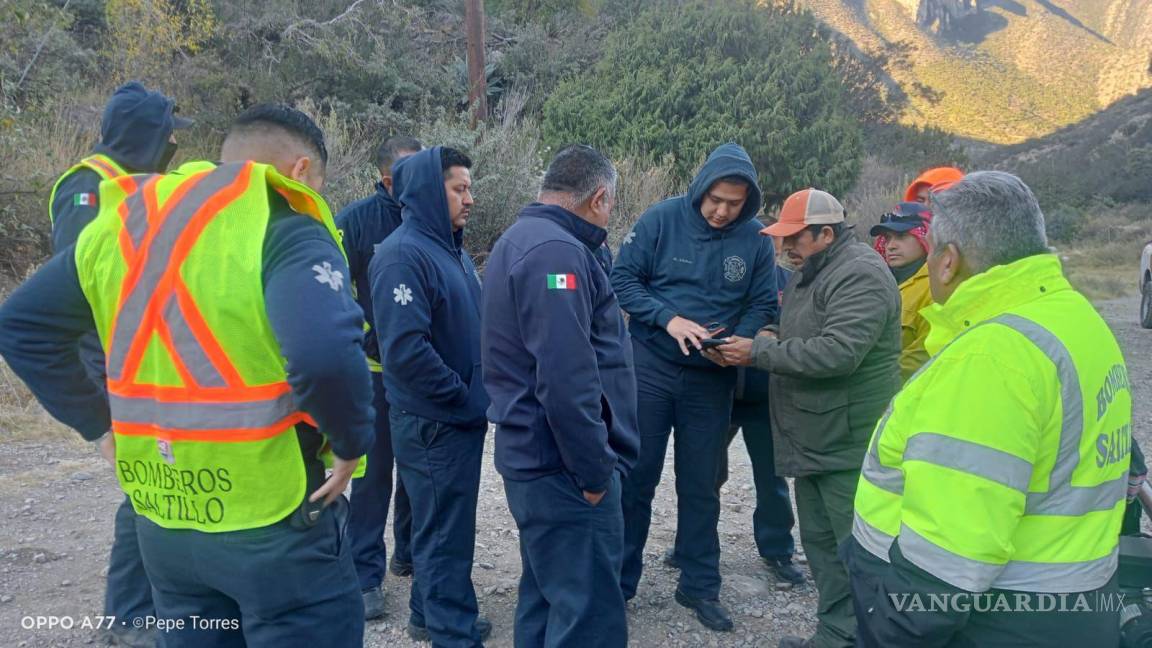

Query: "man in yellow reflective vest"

xmin=0 ymin=104 xmax=374 ymax=647
xmin=844 ymin=171 xmax=1131 ymax=646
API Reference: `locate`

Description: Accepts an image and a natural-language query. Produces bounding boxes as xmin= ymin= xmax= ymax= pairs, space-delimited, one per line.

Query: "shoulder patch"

xmin=546 ymin=273 xmax=577 ymax=291
xmin=73 ymin=193 xmax=97 ymax=207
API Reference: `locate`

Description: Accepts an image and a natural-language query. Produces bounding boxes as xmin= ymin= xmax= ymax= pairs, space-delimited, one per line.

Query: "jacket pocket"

xmin=790 ymin=390 xmax=852 ymax=453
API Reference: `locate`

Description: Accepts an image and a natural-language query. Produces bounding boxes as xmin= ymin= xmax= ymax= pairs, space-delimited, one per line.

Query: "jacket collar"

xmin=892 ymin=256 xmax=927 ymax=286
xmin=922 ymin=254 xmax=1070 ymax=355
xmin=520 ymin=203 xmax=607 ymax=252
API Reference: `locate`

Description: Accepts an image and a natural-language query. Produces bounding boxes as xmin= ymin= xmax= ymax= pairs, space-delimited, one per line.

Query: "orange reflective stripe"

xmin=116 ymin=175 xmax=155 ymax=260
xmin=109 ymin=381 xmax=292 ymax=403
xmin=113 ymin=413 xmax=309 ymax=443
xmin=85 ymin=155 xmax=122 ymax=179
xmin=111 ymin=166 xmax=251 ymax=385
xmin=154 ymin=314 xmax=199 ymax=388
xmin=100 ymin=163 xmax=312 ymax=449
xmin=172 ymin=280 xmax=246 ymax=388
xmin=126 ymin=165 xmax=252 ymax=384
xmin=108 ymin=170 xmax=214 ymax=382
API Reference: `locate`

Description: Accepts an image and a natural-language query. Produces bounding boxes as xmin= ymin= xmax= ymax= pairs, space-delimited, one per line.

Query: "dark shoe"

xmin=662 ymin=547 xmax=681 ymax=569
xmin=407 ymin=615 xmax=492 ymax=642
xmin=764 ymin=556 xmax=805 ymax=585
xmin=389 ymin=555 xmax=413 ymax=577
xmin=777 ymin=635 xmax=814 ymax=648
xmin=674 ymin=588 xmax=733 ymax=632
xmin=362 ymin=587 xmax=386 ymax=620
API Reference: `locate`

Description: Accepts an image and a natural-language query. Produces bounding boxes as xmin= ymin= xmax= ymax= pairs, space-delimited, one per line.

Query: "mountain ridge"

xmin=802 ymin=0 xmax=1152 ymax=143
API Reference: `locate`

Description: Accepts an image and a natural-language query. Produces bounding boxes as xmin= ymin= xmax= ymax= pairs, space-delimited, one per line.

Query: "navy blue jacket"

xmin=52 ymin=82 xmax=184 ymax=254
xmin=336 ymin=182 xmax=404 ymax=366
xmin=0 ymin=192 xmax=375 ymax=463
xmin=611 ymin=143 xmax=779 ymax=369
xmin=370 ymin=147 xmax=488 ymax=426
xmin=482 ymin=203 xmax=641 ymax=492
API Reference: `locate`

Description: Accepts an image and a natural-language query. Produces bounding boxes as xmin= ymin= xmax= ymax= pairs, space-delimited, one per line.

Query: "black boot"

xmin=674 ymin=588 xmax=733 ymax=632
xmin=764 ymin=555 xmax=805 ymax=585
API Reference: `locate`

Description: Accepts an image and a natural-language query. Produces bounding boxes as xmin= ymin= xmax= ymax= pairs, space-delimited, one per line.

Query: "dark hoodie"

xmin=369 ymin=147 xmax=489 ymax=426
xmin=336 ymin=181 xmax=405 ymax=367
xmin=611 ymin=143 xmax=779 ymax=369
xmin=51 ymin=82 xmax=185 ymax=253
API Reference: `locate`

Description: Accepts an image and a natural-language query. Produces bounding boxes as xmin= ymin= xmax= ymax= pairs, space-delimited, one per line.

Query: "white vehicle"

xmin=1142 ymin=241 xmax=1152 ymax=329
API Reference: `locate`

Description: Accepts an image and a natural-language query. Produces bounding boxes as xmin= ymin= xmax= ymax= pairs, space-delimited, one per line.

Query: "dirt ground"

xmin=0 ymin=295 xmax=1148 ymax=647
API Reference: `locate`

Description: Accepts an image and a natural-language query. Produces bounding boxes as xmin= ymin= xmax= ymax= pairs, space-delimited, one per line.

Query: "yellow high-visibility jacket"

xmin=853 ymin=253 xmax=1131 ymax=593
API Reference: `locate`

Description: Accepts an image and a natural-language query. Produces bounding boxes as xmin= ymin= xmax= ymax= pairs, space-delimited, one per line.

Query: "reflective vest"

xmin=853 ymin=254 xmax=1131 ymax=593
xmin=75 ymin=160 xmax=350 ymax=532
xmin=48 ymin=154 xmax=128 ymax=224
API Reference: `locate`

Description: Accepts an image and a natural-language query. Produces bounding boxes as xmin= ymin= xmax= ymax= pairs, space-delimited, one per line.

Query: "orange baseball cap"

xmin=760 ymin=188 xmax=845 ymax=237
xmin=904 ymin=166 xmax=964 ymax=202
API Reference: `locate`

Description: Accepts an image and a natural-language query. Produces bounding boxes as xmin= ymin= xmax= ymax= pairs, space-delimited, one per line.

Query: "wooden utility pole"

xmin=465 ymin=0 xmax=488 ymax=125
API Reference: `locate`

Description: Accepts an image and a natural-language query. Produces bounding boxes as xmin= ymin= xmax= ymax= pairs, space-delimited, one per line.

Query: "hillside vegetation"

xmin=802 ymin=0 xmax=1152 ymax=143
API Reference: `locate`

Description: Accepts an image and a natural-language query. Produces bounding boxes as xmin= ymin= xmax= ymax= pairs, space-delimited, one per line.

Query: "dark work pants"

xmin=504 ymin=471 xmax=627 ymax=648
xmin=843 ymin=536 xmax=1121 ymax=648
xmin=720 ymin=400 xmax=796 ymax=559
xmin=136 ymin=499 xmax=363 ymax=648
xmin=104 ymin=497 xmax=156 ymax=630
xmin=795 ymin=470 xmax=858 ymax=648
xmin=348 ymin=372 xmax=413 ymax=591
xmin=621 ymin=341 xmax=735 ymax=600
xmin=391 ymin=410 xmax=485 ymax=647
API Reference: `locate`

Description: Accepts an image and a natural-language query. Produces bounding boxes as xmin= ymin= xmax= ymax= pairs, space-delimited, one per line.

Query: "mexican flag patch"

xmin=547 ymin=273 xmax=577 ymax=290
xmin=73 ymin=192 xmax=97 ymax=207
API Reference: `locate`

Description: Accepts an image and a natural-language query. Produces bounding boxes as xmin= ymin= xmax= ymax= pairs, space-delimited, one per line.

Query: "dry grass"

xmin=1053 ymin=205 xmax=1152 ymax=299
xmin=609 ymin=156 xmax=680 ymax=252
xmin=0 ymin=357 xmax=76 ymax=443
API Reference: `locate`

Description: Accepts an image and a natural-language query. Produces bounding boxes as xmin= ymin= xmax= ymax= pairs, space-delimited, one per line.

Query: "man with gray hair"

xmin=482 ymin=144 xmax=640 ymax=647
xmin=845 ymin=171 xmax=1131 ymax=646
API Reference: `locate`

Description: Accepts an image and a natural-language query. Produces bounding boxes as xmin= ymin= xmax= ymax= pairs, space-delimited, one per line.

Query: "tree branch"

xmin=281 ymin=0 xmax=368 ymax=40
xmin=15 ymin=0 xmax=73 ymax=92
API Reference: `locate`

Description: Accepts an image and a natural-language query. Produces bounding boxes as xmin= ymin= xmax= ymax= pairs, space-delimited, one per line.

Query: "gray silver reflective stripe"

xmin=109 ymin=392 xmax=298 ymax=430
xmin=900 ymin=524 xmax=1117 ymax=593
xmin=162 ymin=294 xmax=227 ymax=388
xmin=851 ymin=512 xmax=894 ymax=562
xmin=859 ymin=323 xmax=988 ymax=496
xmin=995 ymin=547 xmax=1118 ymax=593
xmin=904 ymin=433 xmax=1033 ymax=494
xmin=864 ymin=313 xmax=1124 ymax=517
xmin=107 ymin=165 xmax=245 ymax=382
xmin=991 ymin=314 xmax=1113 ymax=516
xmin=1025 ymin=474 xmax=1127 ymax=514
xmin=861 ymin=448 xmax=903 ymax=495
xmin=120 ymin=178 xmax=153 ymax=251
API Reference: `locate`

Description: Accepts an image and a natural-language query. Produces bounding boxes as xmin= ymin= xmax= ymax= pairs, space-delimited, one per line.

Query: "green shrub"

xmin=1044 ymin=203 xmax=1083 ymax=244
xmin=540 ymin=0 xmax=863 ymax=207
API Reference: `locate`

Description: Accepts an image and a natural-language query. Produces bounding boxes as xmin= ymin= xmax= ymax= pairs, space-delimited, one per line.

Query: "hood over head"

xmin=92 ymin=81 xmax=192 ymax=173
xmin=392 ymin=146 xmax=462 ymax=251
xmin=684 ymin=143 xmax=763 ymax=233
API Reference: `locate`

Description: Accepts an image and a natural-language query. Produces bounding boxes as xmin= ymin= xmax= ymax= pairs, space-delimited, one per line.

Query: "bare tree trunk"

xmin=465 ymin=0 xmax=488 ymax=126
